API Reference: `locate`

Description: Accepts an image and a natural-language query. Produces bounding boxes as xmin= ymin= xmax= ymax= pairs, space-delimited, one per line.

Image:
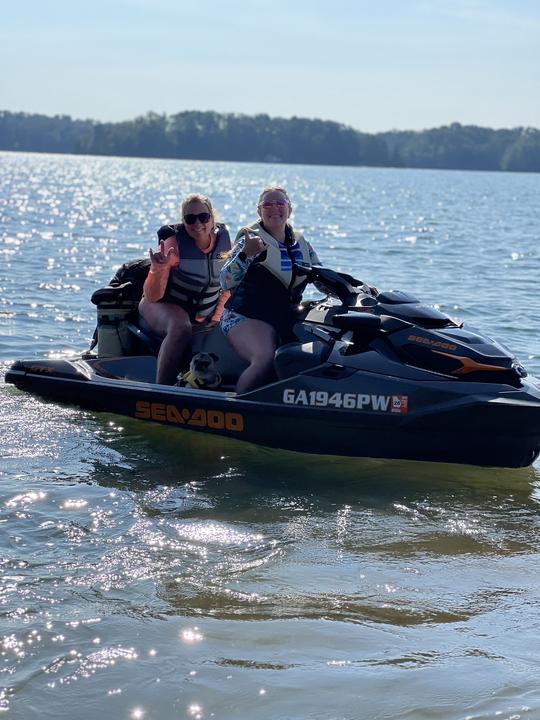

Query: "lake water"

xmin=1 ymin=151 xmax=540 ymax=719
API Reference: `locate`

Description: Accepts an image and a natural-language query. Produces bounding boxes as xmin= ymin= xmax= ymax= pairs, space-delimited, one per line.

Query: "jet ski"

xmin=5 ymin=267 xmax=540 ymax=468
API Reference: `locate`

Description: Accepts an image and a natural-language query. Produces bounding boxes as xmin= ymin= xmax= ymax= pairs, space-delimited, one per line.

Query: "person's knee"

xmin=166 ymin=321 xmax=192 ymax=340
xmin=138 ymin=300 xmax=154 ymax=325
xmin=164 ymin=309 xmax=191 ymax=335
xmin=250 ymin=349 xmax=275 ymax=368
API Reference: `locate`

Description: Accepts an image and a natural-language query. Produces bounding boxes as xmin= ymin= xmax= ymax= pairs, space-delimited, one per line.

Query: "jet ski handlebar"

xmin=300 ymin=266 xmax=373 ymax=306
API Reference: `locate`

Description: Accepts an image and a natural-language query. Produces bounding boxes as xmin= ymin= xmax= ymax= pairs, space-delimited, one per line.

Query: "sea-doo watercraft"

xmin=5 ymin=268 xmax=540 ymax=468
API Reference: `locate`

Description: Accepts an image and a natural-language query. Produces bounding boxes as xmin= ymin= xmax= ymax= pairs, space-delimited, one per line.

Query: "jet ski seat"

xmin=127 ymin=315 xmax=163 ymax=355
xmin=274 ymin=340 xmax=332 ymax=380
xmin=127 ymin=315 xmax=234 ymax=352
xmin=127 ymin=317 xmax=248 ymax=387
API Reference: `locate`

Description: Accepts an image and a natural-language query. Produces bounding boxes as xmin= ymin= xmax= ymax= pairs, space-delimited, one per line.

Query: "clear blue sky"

xmin=2 ymin=0 xmax=539 ymax=132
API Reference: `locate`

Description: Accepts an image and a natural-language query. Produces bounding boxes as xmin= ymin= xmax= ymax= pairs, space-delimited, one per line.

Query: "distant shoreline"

xmin=1 ymin=110 xmax=539 ymax=173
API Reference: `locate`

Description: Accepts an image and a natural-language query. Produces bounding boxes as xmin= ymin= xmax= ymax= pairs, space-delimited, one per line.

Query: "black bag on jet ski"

xmin=89 ymin=258 xmax=150 ymax=357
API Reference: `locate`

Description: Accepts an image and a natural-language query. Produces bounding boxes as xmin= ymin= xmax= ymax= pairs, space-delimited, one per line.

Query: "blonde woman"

xmin=140 ymin=194 xmax=230 ymax=384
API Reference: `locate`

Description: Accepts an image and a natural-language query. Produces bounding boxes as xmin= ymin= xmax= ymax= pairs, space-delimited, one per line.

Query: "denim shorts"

xmin=220 ymin=308 xmax=250 ymax=335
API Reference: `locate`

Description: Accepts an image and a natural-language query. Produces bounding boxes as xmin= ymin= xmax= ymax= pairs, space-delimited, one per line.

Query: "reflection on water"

xmin=1 ymin=153 xmax=540 ymax=718
xmin=1 ymin=376 xmax=540 ymax=717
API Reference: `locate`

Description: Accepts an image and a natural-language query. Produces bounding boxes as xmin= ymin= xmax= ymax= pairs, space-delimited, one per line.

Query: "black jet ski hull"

xmin=5 ymin=356 xmax=540 ymax=468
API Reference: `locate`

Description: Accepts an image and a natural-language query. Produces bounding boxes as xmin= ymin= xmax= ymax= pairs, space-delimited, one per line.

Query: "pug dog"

xmin=177 ymin=352 xmax=221 ymax=390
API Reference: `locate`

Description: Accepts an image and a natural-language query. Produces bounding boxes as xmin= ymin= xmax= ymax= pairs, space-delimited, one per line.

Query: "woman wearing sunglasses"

xmin=220 ymin=185 xmax=321 ymax=394
xmin=139 ymin=193 xmax=231 ymax=384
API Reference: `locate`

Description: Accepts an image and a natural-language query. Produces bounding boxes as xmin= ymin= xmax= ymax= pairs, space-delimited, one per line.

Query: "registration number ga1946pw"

xmin=282 ymin=389 xmax=408 ymax=413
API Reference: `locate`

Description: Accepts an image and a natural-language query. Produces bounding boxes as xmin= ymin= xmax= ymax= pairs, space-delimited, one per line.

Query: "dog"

xmin=177 ymin=352 xmax=221 ymax=390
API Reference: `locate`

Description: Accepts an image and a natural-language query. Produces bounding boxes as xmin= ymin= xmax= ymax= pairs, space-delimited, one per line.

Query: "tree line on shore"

xmin=0 ymin=109 xmax=539 ymax=172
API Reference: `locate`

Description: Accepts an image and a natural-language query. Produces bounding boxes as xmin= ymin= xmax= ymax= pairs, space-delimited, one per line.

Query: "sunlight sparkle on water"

xmin=62 ymin=499 xmax=88 ymax=509
xmin=176 ymin=521 xmax=263 ymax=546
xmin=181 ymin=627 xmax=203 ymax=644
xmin=5 ymin=491 xmax=46 ymax=507
xmin=1 ymin=153 xmax=540 ymax=720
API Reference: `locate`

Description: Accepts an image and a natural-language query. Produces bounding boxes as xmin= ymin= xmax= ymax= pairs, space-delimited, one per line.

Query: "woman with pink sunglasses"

xmin=140 ymin=193 xmax=231 ymax=384
xmin=220 ymin=186 xmax=320 ymax=394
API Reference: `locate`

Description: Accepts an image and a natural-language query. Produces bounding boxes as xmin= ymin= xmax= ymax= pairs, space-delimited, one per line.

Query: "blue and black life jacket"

xmin=225 ymin=222 xmax=314 ymax=336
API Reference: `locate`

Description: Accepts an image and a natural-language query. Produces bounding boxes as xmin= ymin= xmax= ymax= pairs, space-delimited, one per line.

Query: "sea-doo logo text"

xmin=29 ymin=365 xmax=54 ymax=374
xmin=135 ymin=401 xmax=244 ymax=431
xmin=282 ymin=389 xmax=408 ymax=413
xmin=408 ymin=335 xmax=457 ymax=351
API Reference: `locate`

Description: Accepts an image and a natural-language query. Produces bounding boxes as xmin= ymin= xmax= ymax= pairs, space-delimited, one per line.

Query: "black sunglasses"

xmin=184 ymin=212 xmax=211 ymax=225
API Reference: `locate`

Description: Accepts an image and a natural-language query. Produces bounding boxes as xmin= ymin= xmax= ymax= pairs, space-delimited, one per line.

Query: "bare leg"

xmin=226 ymin=319 xmax=278 ymax=394
xmin=139 ymin=298 xmax=192 ymax=384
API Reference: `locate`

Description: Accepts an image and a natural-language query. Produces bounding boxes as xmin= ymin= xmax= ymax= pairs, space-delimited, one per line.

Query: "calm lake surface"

xmin=1 ymin=151 xmax=540 ymax=719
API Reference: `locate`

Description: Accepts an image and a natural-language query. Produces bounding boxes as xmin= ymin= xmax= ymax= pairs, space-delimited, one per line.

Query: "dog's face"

xmin=190 ymin=352 xmax=219 ymax=381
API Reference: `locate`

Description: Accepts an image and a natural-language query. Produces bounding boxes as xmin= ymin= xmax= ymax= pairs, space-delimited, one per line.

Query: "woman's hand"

xmin=243 ymin=228 xmax=266 ymax=257
xmin=149 ymin=240 xmax=178 ymax=268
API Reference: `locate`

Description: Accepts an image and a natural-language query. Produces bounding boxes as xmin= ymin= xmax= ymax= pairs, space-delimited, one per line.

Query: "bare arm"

xmin=142 ymin=236 xmax=179 ymax=303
